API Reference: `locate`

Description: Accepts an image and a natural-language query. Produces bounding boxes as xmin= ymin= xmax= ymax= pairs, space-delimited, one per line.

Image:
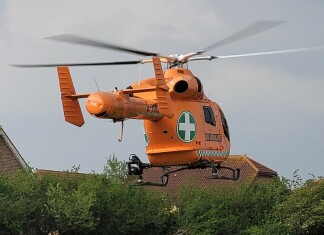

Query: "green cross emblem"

xmin=177 ymin=111 xmax=196 ymax=142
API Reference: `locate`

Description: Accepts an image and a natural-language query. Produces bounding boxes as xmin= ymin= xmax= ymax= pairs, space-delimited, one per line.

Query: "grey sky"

xmin=1 ymin=0 xmax=323 ymax=179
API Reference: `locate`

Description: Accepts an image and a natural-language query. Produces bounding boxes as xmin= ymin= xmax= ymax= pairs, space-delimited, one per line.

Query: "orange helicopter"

xmin=14 ymin=20 xmax=320 ymax=186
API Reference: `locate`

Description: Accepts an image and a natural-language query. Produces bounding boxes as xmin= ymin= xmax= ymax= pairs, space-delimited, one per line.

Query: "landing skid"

xmin=126 ymin=154 xmax=240 ymax=186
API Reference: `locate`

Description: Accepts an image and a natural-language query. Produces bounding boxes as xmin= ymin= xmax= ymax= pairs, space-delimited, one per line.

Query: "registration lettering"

xmin=205 ymin=133 xmax=222 ymax=142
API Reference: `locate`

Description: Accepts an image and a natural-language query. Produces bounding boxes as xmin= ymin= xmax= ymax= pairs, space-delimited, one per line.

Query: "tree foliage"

xmin=275 ymin=179 xmax=324 ymax=234
xmin=175 ymin=178 xmax=290 ymax=235
xmin=102 ymin=154 xmax=128 ymax=182
xmin=0 ymin=158 xmax=323 ymax=235
xmin=45 ymin=181 xmax=97 ymax=233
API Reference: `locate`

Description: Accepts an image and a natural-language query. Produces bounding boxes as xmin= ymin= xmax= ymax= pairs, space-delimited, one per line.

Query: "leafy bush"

xmin=93 ymin=182 xmax=169 ymax=234
xmin=241 ymin=176 xmax=324 ymax=235
xmin=102 ymin=154 xmax=129 ymax=182
xmin=275 ymin=179 xmax=324 ymax=235
xmin=175 ymin=178 xmax=289 ymax=235
xmin=0 ymin=159 xmax=323 ymax=235
xmin=46 ymin=181 xmax=97 ymax=233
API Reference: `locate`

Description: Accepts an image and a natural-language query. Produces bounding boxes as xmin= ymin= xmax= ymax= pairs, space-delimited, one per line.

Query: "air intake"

xmin=174 ymin=80 xmax=188 ymax=93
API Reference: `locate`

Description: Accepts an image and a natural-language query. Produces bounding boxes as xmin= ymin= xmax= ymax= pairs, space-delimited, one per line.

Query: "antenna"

xmin=92 ymin=74 xmax=100 ymax=91
xmin=138 ymin=63 xmax=141 ymax=85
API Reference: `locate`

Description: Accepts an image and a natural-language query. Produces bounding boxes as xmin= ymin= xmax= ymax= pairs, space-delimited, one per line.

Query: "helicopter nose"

xmin=86 ymin=93 xmax=104 ymax=116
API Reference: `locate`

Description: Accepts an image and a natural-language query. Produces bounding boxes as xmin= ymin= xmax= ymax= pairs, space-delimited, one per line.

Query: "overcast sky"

xmin=1 ymin=0 xmax=323 ymax=179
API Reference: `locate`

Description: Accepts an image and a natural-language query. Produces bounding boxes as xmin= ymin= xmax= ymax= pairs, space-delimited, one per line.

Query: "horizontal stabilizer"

xmin=65 ymin=94 xmax=90 ymax=99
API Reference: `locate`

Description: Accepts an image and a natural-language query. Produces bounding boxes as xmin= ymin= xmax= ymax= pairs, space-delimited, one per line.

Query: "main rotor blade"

xmin=46 ymin=34 xmax=159 ymax=57
xmin=200 ymin=20 xmax=285 ymax=53
xmin=187 ymin=46 xmax=323 ymax=62
xmin=12 ymin=60 xmax=142 ymax=68
xmin=215 ymin=46 xmax=323 ymax=59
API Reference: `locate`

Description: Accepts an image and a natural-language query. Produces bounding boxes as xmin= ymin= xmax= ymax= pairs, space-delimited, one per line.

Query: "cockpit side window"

xmin=203 ymin=106 xmax=216 ymax=126
xmin=219 ymin=109 xmax=230 ymax=141
xmin=193 ymin=76 xmax=202 ymax=92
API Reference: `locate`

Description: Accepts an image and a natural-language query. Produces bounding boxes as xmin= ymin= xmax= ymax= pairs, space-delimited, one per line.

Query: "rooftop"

xmin=142 ymin=155 xmax=277 ymax=195
xmin=0 ymin=125 xmax=28 ymax=175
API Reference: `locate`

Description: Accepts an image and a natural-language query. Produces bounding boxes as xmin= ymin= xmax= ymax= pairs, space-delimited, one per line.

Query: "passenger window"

xmin=203 ymin=106 xmax=216 ymax=126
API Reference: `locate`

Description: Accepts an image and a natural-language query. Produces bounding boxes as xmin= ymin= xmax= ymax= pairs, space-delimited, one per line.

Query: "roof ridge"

xmin=0 ymin=126 xmax=28 ymax=168
xmin=242 ymin=155 xmax=260 ymax=173
xmin=244 ymin=155 xmax=277 ymax=176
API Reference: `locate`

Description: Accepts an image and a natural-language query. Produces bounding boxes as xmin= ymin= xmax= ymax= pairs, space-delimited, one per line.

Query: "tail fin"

xmin=57 ymin=66 xmax=85 ymax=127
xmin=152 ymin=57 xmax=174 ymax=119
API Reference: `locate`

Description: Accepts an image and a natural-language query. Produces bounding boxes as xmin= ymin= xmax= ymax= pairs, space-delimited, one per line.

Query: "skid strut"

xmin=127 ymin=154 xmax=240 ymax=186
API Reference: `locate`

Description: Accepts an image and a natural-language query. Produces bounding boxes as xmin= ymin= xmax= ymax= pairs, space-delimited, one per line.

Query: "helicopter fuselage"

xmin=56 ymin=64 xmax=231 ymax=167
xmin=129 ymin=68 xmax=231 ymax=166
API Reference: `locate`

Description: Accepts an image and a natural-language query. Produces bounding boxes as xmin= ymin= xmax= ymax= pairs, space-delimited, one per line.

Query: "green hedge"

xmin=0 ymin=157 xmax=323 ymax=235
